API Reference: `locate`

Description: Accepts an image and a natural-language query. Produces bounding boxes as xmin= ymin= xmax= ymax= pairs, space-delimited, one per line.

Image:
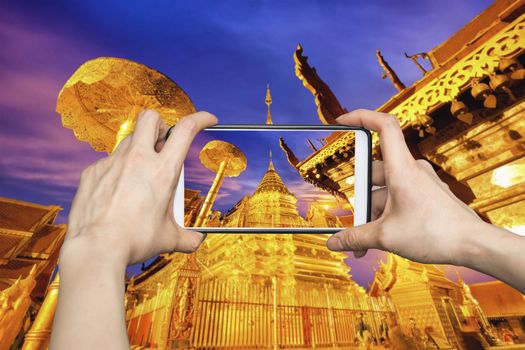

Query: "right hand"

xmin=327 ymin=109 xmax=485 ymax=266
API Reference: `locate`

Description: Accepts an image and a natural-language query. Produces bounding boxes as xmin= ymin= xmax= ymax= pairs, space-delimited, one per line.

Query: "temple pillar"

xmin=21 ymin=274 xmax=60 ymax=350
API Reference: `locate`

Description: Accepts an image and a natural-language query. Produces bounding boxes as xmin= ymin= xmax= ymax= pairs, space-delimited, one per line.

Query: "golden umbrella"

xmin=56 ymin=57 xmax=196 ymax=153
xmin=194 ymin=140 xmax=247 ymax=227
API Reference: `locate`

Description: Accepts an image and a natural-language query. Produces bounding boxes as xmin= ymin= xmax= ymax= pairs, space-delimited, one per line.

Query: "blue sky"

xmin=0 ymin=0 xmax=495 ymax=285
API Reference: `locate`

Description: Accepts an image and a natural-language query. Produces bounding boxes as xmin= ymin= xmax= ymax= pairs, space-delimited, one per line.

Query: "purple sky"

xmin=0 ymin=0 xmax=496 ymax=287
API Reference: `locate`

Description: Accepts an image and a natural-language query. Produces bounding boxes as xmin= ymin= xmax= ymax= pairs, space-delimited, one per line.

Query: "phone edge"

xmin=173 ymin=124 xmax=372 ymax=233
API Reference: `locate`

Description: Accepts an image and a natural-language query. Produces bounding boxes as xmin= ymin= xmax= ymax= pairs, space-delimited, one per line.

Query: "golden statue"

xmin=0 ymin=266 xmax=36 ymax=350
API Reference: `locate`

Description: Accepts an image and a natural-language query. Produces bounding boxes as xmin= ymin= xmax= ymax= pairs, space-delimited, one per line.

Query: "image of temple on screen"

xmin=183 ymin=127 xmax=356 ymax=229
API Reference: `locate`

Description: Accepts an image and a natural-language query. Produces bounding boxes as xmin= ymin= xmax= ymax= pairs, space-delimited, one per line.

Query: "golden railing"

xmin=189 ymin=278 xmax=393 ymax=349
xmin=127 ymin=276 xmax=395 ymax=349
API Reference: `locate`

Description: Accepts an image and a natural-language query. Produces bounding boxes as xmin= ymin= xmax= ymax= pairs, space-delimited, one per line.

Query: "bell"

xmin=489 ymin=73 xmax=510 ymax=91
xmin=471 ymin=80 xmax=496 ymax=108
xmin=499 ymin=57 xmax=525 ymax=80
xmin=490 ymin=74 xmax=516 ymax=102
xmin=425 ymin=126 xmax=436 ymax=135
xmin=499 ymin=58 xmax=519 ymax=72
xmin=413 ymin=114 xmax=435 ymax=138
xmin=450 ymin=99 xmax=473 ymax=124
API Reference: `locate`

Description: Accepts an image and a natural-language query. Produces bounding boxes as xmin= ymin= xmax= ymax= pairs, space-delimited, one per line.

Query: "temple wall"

xmin=389 ymin=280 xmax=452 ymax=346
xmin=420 ymin=100 xmax=525 ymax=232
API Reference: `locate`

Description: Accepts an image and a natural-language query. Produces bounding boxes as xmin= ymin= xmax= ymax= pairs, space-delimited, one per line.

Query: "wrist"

xmin=456 ymin=218 xmax=505 ymax=270
xmin=59 ymin=233 xmax=128 ymax=280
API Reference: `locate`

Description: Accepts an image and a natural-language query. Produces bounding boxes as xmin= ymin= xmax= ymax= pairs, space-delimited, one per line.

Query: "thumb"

xmin=173 ymin=228 xmax=207 ymax=254
xmin=326 ymin=221 xmax=381 ymax=256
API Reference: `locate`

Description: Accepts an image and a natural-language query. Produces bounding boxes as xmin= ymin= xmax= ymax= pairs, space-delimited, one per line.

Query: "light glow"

xmin=491 ymin=164 xmax=525 ymax=188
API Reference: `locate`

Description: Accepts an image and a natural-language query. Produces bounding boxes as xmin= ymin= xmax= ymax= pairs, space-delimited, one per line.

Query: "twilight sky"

xmin=0 ymin=0 xmax=495 ymax=287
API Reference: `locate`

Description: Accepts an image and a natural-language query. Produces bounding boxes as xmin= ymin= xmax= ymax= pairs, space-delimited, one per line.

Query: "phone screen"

xmin=182 ymin=127 xmax=365 ymax=231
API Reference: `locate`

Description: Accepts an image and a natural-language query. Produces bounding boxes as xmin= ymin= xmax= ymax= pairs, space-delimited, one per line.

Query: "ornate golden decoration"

xmin=388 ymin=13 xmax=525 ymax=132
xmin=265 ymin=84 xmax=273 ymax=125
xmin=294 ymin=44 xmax=348 ymax=124
xmin=21 ymin=273 xmax=59 ymax=350
xmin=56 ymin=57 xmax=196 ymax=152
xmin=0 ymin=265 xmax=37 ymax=350
xmin=297 ymin=132 xmax=355 ymax=174
xmin=376 ymin=50 xmax=406 ymax=91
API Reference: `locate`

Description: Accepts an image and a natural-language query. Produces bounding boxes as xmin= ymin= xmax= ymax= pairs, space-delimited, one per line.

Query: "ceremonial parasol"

xmin=56 ymin=57 xmax=196 ymax=152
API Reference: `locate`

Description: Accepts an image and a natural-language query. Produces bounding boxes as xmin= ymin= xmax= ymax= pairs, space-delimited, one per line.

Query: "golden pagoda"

xmin=125 ymin=95 xmax=394 ymax=349
xmin=222 ymin=151 xmax=308 ymax=228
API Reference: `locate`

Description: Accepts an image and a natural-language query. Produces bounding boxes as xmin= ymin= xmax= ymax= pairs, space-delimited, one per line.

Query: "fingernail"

xmin=327 ymin=235 xmax=344 ymax=251
xmin=353 ymin=250 xmax=366 ymax=259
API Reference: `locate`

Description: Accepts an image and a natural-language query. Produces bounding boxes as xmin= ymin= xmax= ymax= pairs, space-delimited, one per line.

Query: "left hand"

xmin=60 ymin=109 xmax=217 ymax=268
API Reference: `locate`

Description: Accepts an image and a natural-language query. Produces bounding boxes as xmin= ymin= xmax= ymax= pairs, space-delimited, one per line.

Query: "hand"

xmin=61 ymin=109 xmax=217 ymax=268
xmin=326 ymin=109 xmax=485 ymax=266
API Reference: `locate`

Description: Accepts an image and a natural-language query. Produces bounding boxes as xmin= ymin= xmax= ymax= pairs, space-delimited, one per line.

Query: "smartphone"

xmin=172 ymin=125 xmax=371 ymax=233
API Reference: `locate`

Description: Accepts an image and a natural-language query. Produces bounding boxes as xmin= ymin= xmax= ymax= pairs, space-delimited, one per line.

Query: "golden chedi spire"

xmin=265 ymin=84 xmax=273 ymax=125
xmin=246 ymin=150 xmax=307 ymax=227
xmin=253 ymin=150 xmax=292 ymax=196
xmin=222 ymin=149 xmax=308 ymax=228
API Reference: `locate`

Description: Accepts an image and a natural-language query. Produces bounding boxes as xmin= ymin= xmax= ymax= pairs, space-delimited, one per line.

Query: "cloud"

xmin=0 ymin=10 xmax=104 ymax=208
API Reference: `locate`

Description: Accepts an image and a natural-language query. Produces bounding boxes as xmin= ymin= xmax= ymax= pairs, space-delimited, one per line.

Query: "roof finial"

xmin=268 ymin=149 xmax=275 ymax=170
xmin=265 ymin=84 xmax=273 ymax=125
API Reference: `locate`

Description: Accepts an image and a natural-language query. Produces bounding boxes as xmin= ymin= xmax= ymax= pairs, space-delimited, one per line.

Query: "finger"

xmin=327 ymin=220 xmax=381 ymax=253
xmin=173 ymin=229 xmax=207 ymax=254
xmin=154 ymin=120 xmax=170 ymax=153
xmin=336 ymin=109 xmax=413 ymax=164
xmin=372 ymin=160 xmax=386 ymax=186
xmin=131 ymin=109 xmax=162 ymax=148
xmin=353 ymin=250 xmax=368 ymax=258
xmin=162 ymin=111 xmax=218 ymax=168
xmin=111 ymin=133 xmax=132 ymax=156
xmin=371 ymin=187 xmax=388 ymax=220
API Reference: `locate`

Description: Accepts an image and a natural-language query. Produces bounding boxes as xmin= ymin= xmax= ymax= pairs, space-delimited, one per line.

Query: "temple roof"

xmin=0 ymin=197 xmax=65 ymax=293
xmin=469 ymin=280 xmax=525 ymax=318
xmin=0 ymin=197 xmax=60 ymax=232
xmin=378 ymin=0 xmax=525 ymax=115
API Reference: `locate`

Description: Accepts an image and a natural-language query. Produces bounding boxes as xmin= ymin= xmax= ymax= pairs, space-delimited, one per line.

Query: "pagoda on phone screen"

xmin=221 ymin=150 xmax=308 ymax=228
